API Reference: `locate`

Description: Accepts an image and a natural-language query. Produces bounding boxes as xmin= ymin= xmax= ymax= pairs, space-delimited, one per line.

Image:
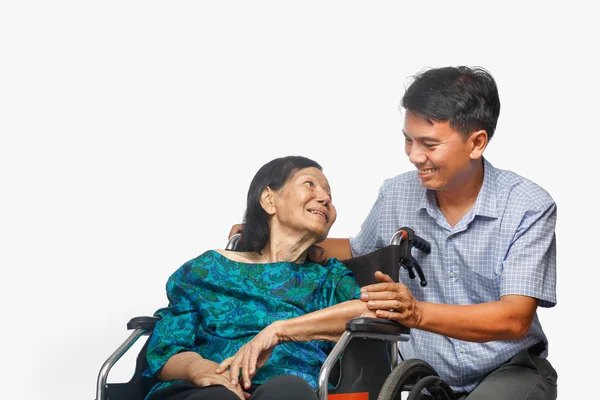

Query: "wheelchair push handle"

xmin=392 ymin=227 xmax=431 ymax=254
xmin=409 ymin=231 xmax=431 ymax=254
xmin=391 ymin=227 xmax=431 ymax=287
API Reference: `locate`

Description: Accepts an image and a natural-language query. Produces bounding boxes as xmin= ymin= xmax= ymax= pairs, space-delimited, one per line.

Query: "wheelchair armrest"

xmin=319 ymin=317 xmax=410 ymax=399
xmin=346 ymin=317 xmax=410 ymax=335
xmin=127 ymin=316 xmax=161 ymax=331
xmin=97 ymin=316 xmax=161 ymax=400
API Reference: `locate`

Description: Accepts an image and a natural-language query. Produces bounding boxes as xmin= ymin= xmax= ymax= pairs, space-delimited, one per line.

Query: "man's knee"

xmin=465 ymin=354 xmax=557 ymax=400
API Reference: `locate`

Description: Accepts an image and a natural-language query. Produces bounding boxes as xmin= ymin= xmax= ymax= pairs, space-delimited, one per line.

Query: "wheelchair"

xmin=96 ymin=228 xmax=456 ymax=400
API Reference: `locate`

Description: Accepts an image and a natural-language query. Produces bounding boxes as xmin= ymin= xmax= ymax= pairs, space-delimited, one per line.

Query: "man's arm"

xmin=361 ymin=271 xmax=539 ymax=343
xmin=317 ymin=237 xmax=353 ymax=260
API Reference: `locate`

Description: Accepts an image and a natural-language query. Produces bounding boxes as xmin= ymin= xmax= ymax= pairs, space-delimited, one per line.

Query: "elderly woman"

xmin=144 ymin=156 xmax=375 ymax=400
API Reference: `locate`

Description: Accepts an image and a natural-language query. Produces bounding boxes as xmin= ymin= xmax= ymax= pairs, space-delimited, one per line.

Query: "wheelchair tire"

xmin=407 ymin=375 xmax=456 ymax=400
xmin=377 ymin=359 xmax=440 ymax=400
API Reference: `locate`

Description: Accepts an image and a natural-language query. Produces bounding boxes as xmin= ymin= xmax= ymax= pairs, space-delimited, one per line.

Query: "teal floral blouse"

xmin=144 ymin=250 xmax=361 ymax=397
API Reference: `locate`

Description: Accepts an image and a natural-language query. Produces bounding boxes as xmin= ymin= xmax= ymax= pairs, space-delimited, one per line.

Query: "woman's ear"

xmin=260 ymin=187 xmax=277 ymax=215
xmin=469 ymin=129 xmax=488 ymax=160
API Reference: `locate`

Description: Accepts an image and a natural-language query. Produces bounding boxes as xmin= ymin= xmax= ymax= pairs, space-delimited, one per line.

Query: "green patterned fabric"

xmin=143 ymin=250 xmax=361 ymax=398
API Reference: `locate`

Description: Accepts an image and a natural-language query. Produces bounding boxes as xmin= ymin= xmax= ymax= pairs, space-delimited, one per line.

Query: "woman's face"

xmin=268 ymin=167 xmax=336 ymax=242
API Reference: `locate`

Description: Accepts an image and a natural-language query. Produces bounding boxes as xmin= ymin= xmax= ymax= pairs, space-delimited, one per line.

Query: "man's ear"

xmin=260 ymin=187 xmax=277 ymax=215
xmin=469 ymin=129 xmax=488 ymax=160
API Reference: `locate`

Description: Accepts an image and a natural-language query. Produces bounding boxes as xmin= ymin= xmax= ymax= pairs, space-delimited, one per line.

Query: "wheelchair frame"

xmin=96 ymin=229 xmax=456 ymax=400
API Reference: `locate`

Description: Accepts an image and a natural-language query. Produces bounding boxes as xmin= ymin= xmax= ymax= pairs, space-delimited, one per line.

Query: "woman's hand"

xmin=359 ymin=271 xmax=422 ymax=328
xmin=188 ymin=358 xmax=250 ymax=400
xmin=216 ymin=322 xmax=282 ymax=390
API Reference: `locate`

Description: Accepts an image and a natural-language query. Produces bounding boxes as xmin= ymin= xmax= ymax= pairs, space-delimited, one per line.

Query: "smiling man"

xmin=319 ymin=66 xmax=558 ymax=399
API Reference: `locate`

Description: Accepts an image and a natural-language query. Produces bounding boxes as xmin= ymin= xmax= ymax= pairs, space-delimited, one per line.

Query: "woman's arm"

xmin=159 ymin=351 xmax=248 ymax=399
xmin=148 ymin=257 xmax=250 ymax=399
xmin=216 ymin=299 xmax=375 ymax=389
xmin=158 ymin=351 xmax=213 ymax=382
xmin=276 ymin=299 xmax=372 ymax=342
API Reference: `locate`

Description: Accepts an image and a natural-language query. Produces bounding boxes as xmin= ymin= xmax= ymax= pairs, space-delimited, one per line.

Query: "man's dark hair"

xmin=239 ymin=155 xmax=322 ymax=254
xmin=401 ymin=66 xmax=501 ymax=141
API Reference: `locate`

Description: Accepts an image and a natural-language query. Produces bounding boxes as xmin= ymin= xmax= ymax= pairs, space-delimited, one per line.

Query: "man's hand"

xmin=216 ymin=323 xmax=281 ymax=390
xmin=228 ymin=224 xmax=244 ymax=239
xmin=359 ymin=271 xmax=422 ymax=328
xmin=188 ymin=359 xmax=249 ymax=400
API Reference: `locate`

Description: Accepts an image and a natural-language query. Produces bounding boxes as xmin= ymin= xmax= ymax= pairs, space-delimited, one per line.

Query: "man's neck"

xmin=435 ymin=162 xmax=484 ymax=227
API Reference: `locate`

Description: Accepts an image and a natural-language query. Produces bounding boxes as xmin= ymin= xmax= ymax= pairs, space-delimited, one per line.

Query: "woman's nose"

xmin=316 ymin=188 xmax=331 ymax=205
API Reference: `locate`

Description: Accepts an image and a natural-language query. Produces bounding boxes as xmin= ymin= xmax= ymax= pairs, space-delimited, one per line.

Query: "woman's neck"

xmin=258 ymin=237 xmax=311 ymax=264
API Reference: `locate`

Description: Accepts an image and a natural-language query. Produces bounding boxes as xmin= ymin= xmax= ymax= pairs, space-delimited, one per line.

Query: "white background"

xmin=1 ymin=1 xmax=598 ymax=399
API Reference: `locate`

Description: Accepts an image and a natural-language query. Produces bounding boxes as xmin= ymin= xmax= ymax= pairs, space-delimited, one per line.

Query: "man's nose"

xmin=407 ymin=144 xmax=427 ymax=165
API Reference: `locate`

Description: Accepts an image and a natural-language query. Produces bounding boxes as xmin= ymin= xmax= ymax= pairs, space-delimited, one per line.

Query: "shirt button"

xmin=460 ymin=348 xmax=465 ymax=353
xmin=449 ymin=271 xmax=455 ymax=278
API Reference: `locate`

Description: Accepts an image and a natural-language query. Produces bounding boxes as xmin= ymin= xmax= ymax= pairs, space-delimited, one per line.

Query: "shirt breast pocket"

xmin=462 ymin=265 xmax=501 ymax=304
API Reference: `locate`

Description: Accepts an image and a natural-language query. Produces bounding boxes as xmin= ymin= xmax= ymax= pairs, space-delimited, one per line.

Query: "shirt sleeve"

xmin=350 ymin=184 xmax=385 ymax=257
xmin=501 ymin=202 xmax=557 ymax=308
xmin=319 ymin=258 xmax=362 ymax=308
xmin=145 ymin=260 xmax=203 ymax=376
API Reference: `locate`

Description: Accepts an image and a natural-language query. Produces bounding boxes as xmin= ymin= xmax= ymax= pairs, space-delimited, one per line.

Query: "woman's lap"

xmin=148 ymin=375 xmax=317 ymax=400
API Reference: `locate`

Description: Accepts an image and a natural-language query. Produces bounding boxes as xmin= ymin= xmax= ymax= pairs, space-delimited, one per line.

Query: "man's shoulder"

xmin=489 ymin=164 xmax=555 ymax=210
xmin=382 ymin=170 xmax=421 ymax=191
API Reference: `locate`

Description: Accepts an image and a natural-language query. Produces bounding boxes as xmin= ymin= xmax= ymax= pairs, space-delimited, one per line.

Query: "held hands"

xmin=360 ymin=271 xmax=422 ymax=328
xmin=216 ymin=322 xmax=282 ymax=390
xmin=188 ymin=359 xmax=250 ymax=400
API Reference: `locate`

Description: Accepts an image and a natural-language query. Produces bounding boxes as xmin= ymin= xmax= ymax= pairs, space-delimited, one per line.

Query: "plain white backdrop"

xmin=1 ymin=1 xmax=598 ymax=399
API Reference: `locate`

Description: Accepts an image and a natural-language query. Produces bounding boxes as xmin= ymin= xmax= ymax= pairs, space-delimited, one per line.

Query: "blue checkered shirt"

xmin=350 ymin=158 xmax=557 ymax=393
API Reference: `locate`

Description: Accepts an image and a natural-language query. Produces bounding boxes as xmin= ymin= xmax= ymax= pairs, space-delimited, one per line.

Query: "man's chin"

xmin=419 ymin=179 xmax=442 ymax=191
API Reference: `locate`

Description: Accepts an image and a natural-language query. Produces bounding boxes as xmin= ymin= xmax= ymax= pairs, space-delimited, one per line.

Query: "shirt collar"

xmin=417 ymin=157 xmax=499 ymax=219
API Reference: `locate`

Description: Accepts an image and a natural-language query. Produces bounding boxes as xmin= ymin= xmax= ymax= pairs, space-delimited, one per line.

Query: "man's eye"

xmin=423 ymin=143 xmax=436 ymax=149
xmin=304 ymin=181 xmax=314 ymax=187
xmin=404 ymin=137 xmax=413 ymax=144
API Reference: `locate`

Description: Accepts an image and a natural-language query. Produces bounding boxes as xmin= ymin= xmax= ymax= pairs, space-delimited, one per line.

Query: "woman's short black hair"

xmin=238 ymin=155 xmax=323 ymax=254
xmin=401 ymin=66 xmax=501 ymax=141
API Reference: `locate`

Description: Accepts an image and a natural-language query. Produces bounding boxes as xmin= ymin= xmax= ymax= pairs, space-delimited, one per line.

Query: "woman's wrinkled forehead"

xmin=289 ymin=167 xmax=330 ymax=189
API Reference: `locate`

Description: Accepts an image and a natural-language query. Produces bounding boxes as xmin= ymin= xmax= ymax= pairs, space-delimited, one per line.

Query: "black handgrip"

xmin=396 ymin=227 xmax=430 ymax=287
xmin=398 ymin=227 xmax=431 ymax=254
xmin=410 ymin=232 xmax=431 ymax=254
xmin=413 ymin=235 xmax=431 ymax=254
xmin=127 ymin=316 xmax=161 ymax=331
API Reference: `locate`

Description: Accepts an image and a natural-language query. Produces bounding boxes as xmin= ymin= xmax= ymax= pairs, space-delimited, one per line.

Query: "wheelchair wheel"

xmin=407 ymin=375 xmax=456 ymax=400
xmin=377 ymin=359 xmax=454 ymax=400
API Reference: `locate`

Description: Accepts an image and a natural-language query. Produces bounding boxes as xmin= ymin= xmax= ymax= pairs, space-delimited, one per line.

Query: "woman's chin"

xmin=300 ymin=223 xmax=331 ymax=245
xmin=313 ymin=230 xmax=330 ymax=244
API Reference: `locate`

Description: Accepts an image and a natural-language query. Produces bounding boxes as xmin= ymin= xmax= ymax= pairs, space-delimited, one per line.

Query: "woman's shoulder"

xmin=171 ymin=250 xmax=232 ymax=274
xmin=169 ymin=250 xmax=243 ymax=282
xmin=212 ymin=249 xmax=260 ymax=263
xmin=319 ymin=257 xmax=355 ymax=276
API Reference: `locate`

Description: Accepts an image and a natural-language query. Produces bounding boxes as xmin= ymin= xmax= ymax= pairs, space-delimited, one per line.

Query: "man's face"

xmin=403 ymin=111 xmax=480 ymax=192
